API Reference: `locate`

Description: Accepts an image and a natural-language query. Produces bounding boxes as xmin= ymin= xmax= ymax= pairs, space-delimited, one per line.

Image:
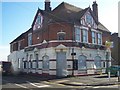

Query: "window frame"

xmin=28 ymin=33 xmax=32 ymax=46
xmin=82 ymin=29 xmax=88 ymax=43
xmin=97 ymin=33 xmax=102 ymax=45
xmin=78 ymin=55 xmax=87 ymax=70
xmin=75 ymin=27 xmax=81 ymax=42
xmin=92 ymin=31 xmax=97 ymax=44
xmin=42 ymin=55 xmax=49 ymax=70
xmin=94 ymin=56 xmax=101 ymax=69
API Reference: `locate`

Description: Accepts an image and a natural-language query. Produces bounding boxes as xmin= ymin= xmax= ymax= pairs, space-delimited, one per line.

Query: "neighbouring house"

xmin=111 ymin=33 xmax=120 ymax=65
xmin=8 ymin=0 xmax=112 ymax=76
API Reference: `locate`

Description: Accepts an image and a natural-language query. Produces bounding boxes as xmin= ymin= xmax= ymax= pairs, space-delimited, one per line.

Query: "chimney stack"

xmin=92 ymin=1 xmax=98 ymax=22
xmin=45 ymin=0 xmax=51 ymax=12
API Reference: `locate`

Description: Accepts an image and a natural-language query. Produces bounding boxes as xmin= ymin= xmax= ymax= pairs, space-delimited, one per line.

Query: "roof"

xmin=51 ymin=2 xmax=110 ymax=32
xmin=98 ymin=22 xmax=110 ymax=32
xmin=10 ymin=2 xmax=110 ymax=44
xmin=53 ymin=2 xmax=82 ymax=13
xmin=10 ymin=28 xmax=32 ymax=44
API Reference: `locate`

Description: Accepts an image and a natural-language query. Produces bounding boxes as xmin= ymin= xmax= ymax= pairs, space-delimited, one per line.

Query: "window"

xmin=94 ymin=56 xmax=101 ymax=69
xmin=22 ymin=58 xmax=24 ymax=69
xmin=42 ymin=55 xmax=49 ymax=70
xmin=18 ymin=58 xmax=21 ymax=69
xmin=10 ymin=43 xmax=13 ymax=52
xmin=98 ymin=33 xmax=102 ymax=45
xmin=30 ymin=54 xmax=33 ymax=68
xmin=92 ymin=31 xmax=97 ymax=44
xmin=35 ymin=54 xmax=39 ymax=68
xmin=103 ymin=62 xmax=106 ymax=68
xmin=75 ymin=27 xmax=81 ymax=42
xmin=57 ymin=31 xmax=66 ymax=40
xmin=36 ymin=15 xmax=41 ymax=25
xmin=32 ymin=61 xmax=36 ymax=69
xmin=78 ymin=55 xmax=86 ymax=69
xmin=58 ymin=34 xmax=65 ymax=40
xmin=28 ymin=61 xmax=31 ymax=68
xmin=86 ymin=13 xmax=93 ymax=25
xmin=82 ymin=29 xmax=88 ymax=43
xmin=38 ymin=62 xmax=42 ymax=69
xmin=33 ymin=14 xmax=43 ymax=30
xmin=18 ymin=41 xmax=21 ymax=50
xmin=28 ymin=33 xmax=32 ymax=46
xmin=23 ymin=61 xmax=27 ymax=69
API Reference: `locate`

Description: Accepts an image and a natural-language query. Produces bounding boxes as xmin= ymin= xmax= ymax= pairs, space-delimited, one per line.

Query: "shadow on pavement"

xmin=2 ymin=73 xmax=67 ymax=85
xmin=94 ymin=75 xmax=117 ymax=78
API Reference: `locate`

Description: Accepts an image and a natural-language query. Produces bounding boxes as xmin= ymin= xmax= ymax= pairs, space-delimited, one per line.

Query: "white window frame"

xmin=92 ymin=31 xmax=97 ymax=44
xmin=18 ymin=58 xmax=21 ymax=69
xmin=18 ymin=41 xmax=21 ymax=50
xmin=75 ymin=27 xmax=81 ymax=42
xmin=98 ymin=33 xmax=102 ymax=45
xmin=28 ymin=33 xmax=32 ymax=46
xmin=82 ymin=29 xmax=88 ymax=43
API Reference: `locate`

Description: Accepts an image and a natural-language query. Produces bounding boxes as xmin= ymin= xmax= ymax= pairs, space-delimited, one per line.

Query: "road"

xmin=1 ymin=74 xmax=120 ymax=90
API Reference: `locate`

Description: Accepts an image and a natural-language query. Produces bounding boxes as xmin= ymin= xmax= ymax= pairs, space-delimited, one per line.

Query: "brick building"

xmin=111 ymin=33 xmax=120 ymax=65
xmin=8 ymin=0 xmax=111 ymax=76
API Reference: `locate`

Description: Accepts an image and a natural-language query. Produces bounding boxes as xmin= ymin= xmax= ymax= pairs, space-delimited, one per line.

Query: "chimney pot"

xmin=92 ymin=1 xmax=98 ymax=22
xmin=45 ymin=0 xmax=51 ymax=12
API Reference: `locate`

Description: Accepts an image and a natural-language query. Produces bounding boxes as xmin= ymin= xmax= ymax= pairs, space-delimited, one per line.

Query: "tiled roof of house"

xmin=10 ymin=2 xmax=110 ymax=44
xmin=49 ymin=2 xmax=110 ymax=32
xmin=98 ymin=22 xmax=109 ymax=32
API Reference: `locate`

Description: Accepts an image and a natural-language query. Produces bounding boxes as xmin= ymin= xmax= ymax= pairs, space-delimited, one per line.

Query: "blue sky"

xmin=0 ymin=0 xmax=119 ymax=61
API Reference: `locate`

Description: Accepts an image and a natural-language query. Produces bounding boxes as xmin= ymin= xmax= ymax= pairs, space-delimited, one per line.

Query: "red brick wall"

xmin=10 ymin=22 xmax=111 ymax=52
xmin=48 ymin=23 xmax=73 ymax=40
xmin=102 ymin=31 xmax=111 ymax=45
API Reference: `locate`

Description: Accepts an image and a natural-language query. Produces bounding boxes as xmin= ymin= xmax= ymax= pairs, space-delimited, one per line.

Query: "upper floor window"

xmin=82 ymin=29 xmax=88 ymax=43
xmin=92 ymin=31 xmax=97 ymax=44
xmin=33 ymin=13 xmax=43 ymax=30
xmin=18 ymin=41 xmax=21 ymax=50
xmin=98 ymin=33 xmax=102 ymax=45
xmin=75 ymin=27 xmax=81 ymax=42
xmin=36 ymin=15 xmax=42 ymax=25
xmin=57 ymin=30 xmax=66 ymax=40
xmin=28 ymin=33 xmax=32 ymax=46
xmin=86 ymin=14 xmax=93 ymax=25
xmin=10 ymin=44 xmax=13 ymax=52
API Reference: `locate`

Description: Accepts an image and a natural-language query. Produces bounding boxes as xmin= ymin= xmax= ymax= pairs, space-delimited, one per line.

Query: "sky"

xmin=0 ymin=0 xmax=119 ymax=61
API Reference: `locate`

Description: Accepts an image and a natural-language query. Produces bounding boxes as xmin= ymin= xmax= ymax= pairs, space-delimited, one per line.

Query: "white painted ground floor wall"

xmin=8 ymin=44 xmax=111 ymax=76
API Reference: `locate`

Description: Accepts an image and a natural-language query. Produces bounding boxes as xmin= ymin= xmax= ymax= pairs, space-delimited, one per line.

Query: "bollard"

xmin=117 ymin=71 xmax=120 ymax=82
xmin=108 ymin=70 xmax=111 ymax=81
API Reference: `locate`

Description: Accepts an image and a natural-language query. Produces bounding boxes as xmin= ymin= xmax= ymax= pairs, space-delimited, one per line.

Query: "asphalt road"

xmin=1 ymin=74 xmax=120 ymax=90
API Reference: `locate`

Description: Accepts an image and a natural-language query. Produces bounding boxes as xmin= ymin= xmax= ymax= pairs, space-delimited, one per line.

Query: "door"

xmin=78 ymin=55 xmax=87 ymax=74
xmin=56 ymin=52 xmax=67 ymax=77
xmin=42 ymin=55 xmax=49 ymax=74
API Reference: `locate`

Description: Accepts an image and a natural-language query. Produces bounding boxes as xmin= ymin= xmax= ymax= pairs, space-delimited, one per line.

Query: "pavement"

xmin=46 ymin=74 xmax=120 ymax=87
xmin=2 ymin=73 xmax=120 ymax=89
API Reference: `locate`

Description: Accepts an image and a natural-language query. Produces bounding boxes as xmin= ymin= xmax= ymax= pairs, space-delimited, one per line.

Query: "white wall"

xmin=8 ymin=50 xmax=25 ymax=74
xmin=8 ymin=45 xmax=110 ymax=75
